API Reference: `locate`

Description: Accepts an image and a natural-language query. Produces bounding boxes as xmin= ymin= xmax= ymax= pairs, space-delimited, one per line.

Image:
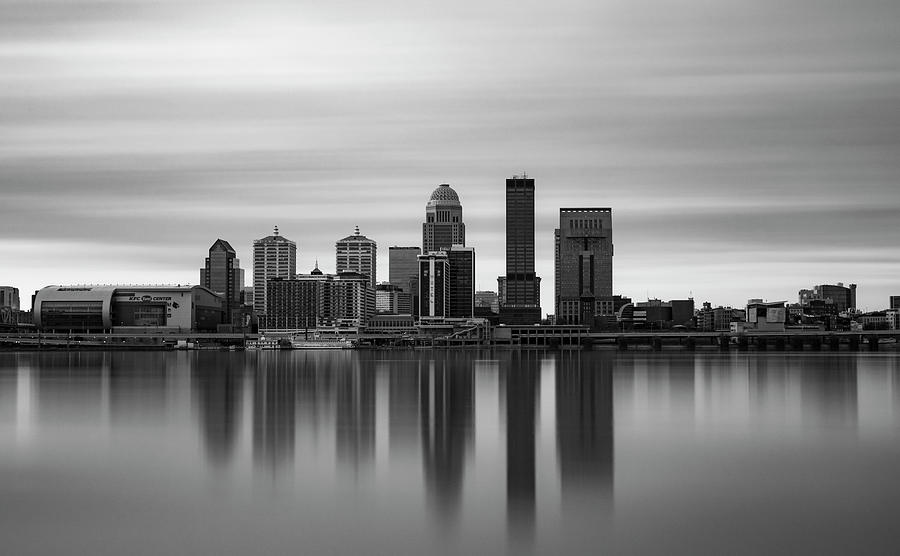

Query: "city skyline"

xmin=1 ymin=1 xmax=898 ymax=311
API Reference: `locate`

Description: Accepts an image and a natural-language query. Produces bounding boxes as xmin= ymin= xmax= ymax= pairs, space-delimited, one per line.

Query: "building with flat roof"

xmin=554 ymin=208 xmax=613 ymax=325
xmin=33 ymin=285 xmax=224 ymax=332
xmin=263 ymin=266 xmax=375 ymax=331
xmin=890 ymin=296 xmax=900 ymax=310
xmin=419 ymin=251 xmax=450 ymax=321
xmin=799 ymin=283 xmax=857 ymax=312
xmin=253 ymin=227 xmax=297 ymax=315
xmin=500 ymin=175 xmax=541 ymax=324
xmin=0 ymin=286 xmax=20 ymax=311
xmin=336 ymin=227 xmax=377 ymax=289
xmin=447 ymin=246 xmax=475 ymax=318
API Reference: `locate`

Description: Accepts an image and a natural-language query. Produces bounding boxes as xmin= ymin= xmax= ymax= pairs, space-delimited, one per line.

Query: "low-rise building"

xmin=746 ymin=300 xmax=786 ymax=332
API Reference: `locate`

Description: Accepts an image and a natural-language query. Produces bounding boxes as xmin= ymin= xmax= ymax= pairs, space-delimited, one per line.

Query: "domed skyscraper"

xmin=423 ymin=183 xmax=465 ymax=252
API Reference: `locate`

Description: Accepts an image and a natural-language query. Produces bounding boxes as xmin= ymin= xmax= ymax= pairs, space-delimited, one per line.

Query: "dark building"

xmin=447 ymin=246 xmax=475 ymax=318
xmin=554 ymin=208 xmax=613 ymax=325
xmin=890 ymin=296 xmax=900 ymax=310
xmin=389 ymin=246 xmax=420 ymax=317
xmin=419 ymin=252 xmax=450 ymax=320
xmin=200 ymin=239 xmax=244 ymax=325
xmin=264 ymin=276 xmax=320 ymax=330
xmin=500 ymin=175 xmax=541 ymax=324
xmin=423 ymin=184 xmax=465 ymax=252
xmin=799 ymin=283 xmax=857 ymax=313
xmin=263 ymin=266 xmax=375 ymax=330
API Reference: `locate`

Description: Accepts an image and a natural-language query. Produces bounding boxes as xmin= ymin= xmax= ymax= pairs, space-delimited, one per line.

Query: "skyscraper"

xmin=554 ymin=208 xmax=613 ymax=325
xmin=419 ymin=251 xmax=450 ymax=320
xmin=500 ymin=175 xmax=541 ymax=324
xmin=447 ymin=246 xmax=475 ymax=318
xmin=336 ymin=227 xmax=377 ymax=289
xmin=200 ymin=239 xmax=244 ymax=323
xmin=423 ymin=184 xmax=465 ymax=252
xmin=0 ymin=286 xmax=19 ymax=311
xmin=252 ymin=226 xmax=297 ymax=315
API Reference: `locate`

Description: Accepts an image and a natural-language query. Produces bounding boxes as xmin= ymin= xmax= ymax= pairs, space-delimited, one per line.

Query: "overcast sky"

xmin=2 ymin=0 xmax=899 ymax=311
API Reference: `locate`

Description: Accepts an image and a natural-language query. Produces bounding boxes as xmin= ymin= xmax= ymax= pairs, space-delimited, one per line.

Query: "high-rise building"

xmin=447 ymin=246 xmax=475 ymax=318
xmin=554 ymin=208 xmax=613 ymax=325
xmin=376 ymin=283 xmax=406 ymax=314
xmin=336 ymin=227 xmax=377 ymax=289
xmin=423 ymin=184 xmax=465 ymax=252
xmin=252 ymin=226 xmax=297 ymax=315
xmin=389 ymin=246 xmax=421 ymax=292
xmin=500 ymin=175 xmax=541 ymax=324
xmin=419 ymin=252 xmax=450 ymax=320
xmin=0 ymin=286 xmax=19 ymax=311
xmin=200 ymin=239 xmax=244 ymax=324
xmin=891 ymin=296 xmax=900 ymax=310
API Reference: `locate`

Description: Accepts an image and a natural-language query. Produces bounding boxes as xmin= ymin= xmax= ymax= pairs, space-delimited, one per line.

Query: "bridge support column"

xmin=849 ymin=335 xmax=860 ymax=351
xmin=775 ymin=337 xmax=786 ymax=351
xmin=828 ymin=335 xmax=840 ymax=351
xmin=756 ymin=336 xmax=767 ymax=351
xmin=810 ymin=336 xmax=822 ymax=351
xmin=738 ymin=336 xmax=748 ymax=351
xmin=791 ymin=336 xmax=804 ymax=351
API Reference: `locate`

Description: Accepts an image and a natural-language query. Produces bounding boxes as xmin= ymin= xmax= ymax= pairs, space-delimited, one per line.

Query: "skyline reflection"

xmin=2 ymin=351 xmax=897 ymax=555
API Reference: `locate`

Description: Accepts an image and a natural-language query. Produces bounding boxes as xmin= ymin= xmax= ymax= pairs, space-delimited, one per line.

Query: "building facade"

xmin=0 ymin=286 xmax=20 ymax=311
xmin=422 ymin=184 xmax=465 ymax=252
xmin=33 ymin=285 xmax=223 ymax=331
xmin=500 ymin=175 xmax=541 ymax=324
xmin=447 ymin=246 xmax=475 ymax=318
xmin=200 ymin=239 xmax=244 ymax=324
xmin=554 ymin=208 xmax=613 ymax=325
xmin=799 ymin=283 xmax=857 ymax=313
xmin=389 ymin=246 xmax=420 ymax=316
xmin=475 ymin=291 xmax=500 ymax=314
xmin=252 ymin=227 xmax=297 ymax=315
xmin=336 ymin=227 xmax=377 ymax=289
xmin=890 ymin=296 xmax=900 ymax=310
xmin=375 ymin=283 xmax=406 ymax=314
xmin=418 ymin=252 xmax=450 ymax=320
xmin=262 ymin=267 xmax=375 ymax=330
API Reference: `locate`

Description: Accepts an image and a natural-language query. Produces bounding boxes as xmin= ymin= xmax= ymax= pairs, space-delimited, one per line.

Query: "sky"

xmin=1 ymin=0 xmax=899 ymax=311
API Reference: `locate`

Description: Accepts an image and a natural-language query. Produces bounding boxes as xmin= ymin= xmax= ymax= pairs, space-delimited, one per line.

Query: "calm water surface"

xmin=2 ymin=350 xmax=899 ymax=555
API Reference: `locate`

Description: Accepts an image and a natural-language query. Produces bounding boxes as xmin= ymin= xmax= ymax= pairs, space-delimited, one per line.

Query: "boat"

xmin=291 ymin=334 xmax=356 ymax=350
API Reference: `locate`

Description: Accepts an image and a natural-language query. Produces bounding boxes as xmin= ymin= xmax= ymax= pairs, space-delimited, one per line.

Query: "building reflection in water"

xmin=555 ymin=351 xmax=614 ymax=520
xmin=253 ymin=354 xmax=297 ymax=474
xmin=336 ymin=355 xmax=375 ymax=474
xmin=420 ymin=355 xmax=474 ymax=526
xmin=503 ymin=352 xmax=539 ymax=547
xmin=799 ymin=355 xmax=858 ymax=429
xmin=193 ymin=353 xmax=242 ymax=467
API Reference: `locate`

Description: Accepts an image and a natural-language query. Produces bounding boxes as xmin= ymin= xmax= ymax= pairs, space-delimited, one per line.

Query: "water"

xmin=1 ymin=350 xmax=899 ymax=555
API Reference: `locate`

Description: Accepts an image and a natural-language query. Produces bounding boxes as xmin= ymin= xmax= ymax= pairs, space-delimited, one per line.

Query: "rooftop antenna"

xmin=355 ymin=225 xmax=360 ymax=236
xmin=273 ymin=225 xmax=279 ymax=236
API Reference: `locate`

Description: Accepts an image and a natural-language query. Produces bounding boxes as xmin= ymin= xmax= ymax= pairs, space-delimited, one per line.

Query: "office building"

xmin=500 ymin=175 xmax=541 ymax=324
xmin=336 ymin=227 xmax=377 ymax=289
xmin=200 ymin=239 xmax=244 ymax=324
xmin=423 ymin=183 xmax=465 ymax=252
xmin=475 ymin=291 xmax=500 ymax=314
xmin=389 ymin=246 xmax=420 ymax=316
xmin=252 ymin=226 xmax=297 ymax=315
xmin=799 ymin=283 xmax=857 ymax=313
xmin=554 ymin=208 xmax=613 ymax=325
xmin=0 ymin=286 xmax=19 ymax=311
xmin=263 ymin=266 xmax=375 ymax=330
xmin=376 ymin=283 xmax=406 ymax=314
xmin=890 ymin=296 xmax=900 ymax=310
xmin=447 ymin=246 xmax=475 ymax=318
xmin=419 ymin=251 xmax=450 ymax=320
